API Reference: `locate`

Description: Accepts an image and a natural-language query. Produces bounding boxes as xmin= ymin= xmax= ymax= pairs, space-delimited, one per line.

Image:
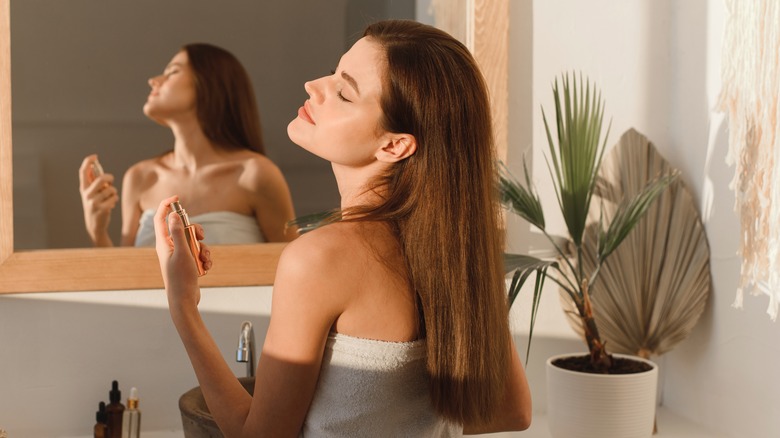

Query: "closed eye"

xmin=330 ymin=69 xmax=352 ymax=102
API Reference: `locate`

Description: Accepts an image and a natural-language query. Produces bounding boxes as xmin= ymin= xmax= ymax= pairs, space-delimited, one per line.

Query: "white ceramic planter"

xmin=546 ymin=353 xmax=658 ymax=438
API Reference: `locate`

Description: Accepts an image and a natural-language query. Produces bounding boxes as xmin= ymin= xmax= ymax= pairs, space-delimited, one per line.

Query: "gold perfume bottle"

xmin=170 ymin=201 xmax=206 ymax=276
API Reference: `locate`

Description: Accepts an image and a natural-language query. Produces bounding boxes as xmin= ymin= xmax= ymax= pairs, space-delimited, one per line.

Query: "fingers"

xmin=167 ymin=211 xmax=191 ymax=251
xmin=80 ymin=154 xmax=116 ymax=206
xmin=79 ymin=154 xmax=97 ymax=189
xmin=199 ymin=243 xmax=212 ymax=273
xmin=193 ymin=223 xmax=206 ymax=241
xmin=82 ymin=176 xmax=118 ymax=210
xmin=153 ymin=195 xmax=179 ymax=246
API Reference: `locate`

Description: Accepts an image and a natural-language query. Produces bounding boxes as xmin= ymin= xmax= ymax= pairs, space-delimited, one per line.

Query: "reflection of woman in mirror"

xmin=78 ymin=43 xmax=296 ymax=247
xmin=155 ymin=21 xmax=531 ymax=436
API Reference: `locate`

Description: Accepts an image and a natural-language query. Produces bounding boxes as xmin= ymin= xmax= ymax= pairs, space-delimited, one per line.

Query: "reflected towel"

xmin=134 ymin=209 xmax=265 ymax=246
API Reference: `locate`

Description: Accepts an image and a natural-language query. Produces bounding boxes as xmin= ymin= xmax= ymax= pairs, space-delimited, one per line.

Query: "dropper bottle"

xmin=121 ymin=387 xmax=141 ymax=438
xmin=105 ymin=380 xmax=125 ymax=438
xmin=94 ymin=401 xmax=108 ymax=438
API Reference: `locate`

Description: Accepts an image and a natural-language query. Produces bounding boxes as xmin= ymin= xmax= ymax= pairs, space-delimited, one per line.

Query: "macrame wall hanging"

xmin=717 ymin=0 xmax=780 ymax=320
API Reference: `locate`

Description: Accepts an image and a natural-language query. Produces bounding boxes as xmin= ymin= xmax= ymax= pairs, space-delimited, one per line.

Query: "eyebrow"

xmin=165 ymin=62 xmax=184 ymax=72
xmin=341 ymin=71 xmax=360 ymax=96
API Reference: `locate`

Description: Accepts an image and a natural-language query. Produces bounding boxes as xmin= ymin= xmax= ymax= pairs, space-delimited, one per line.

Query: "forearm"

xmin=463 ymin=343 xmax=532 ymax=434
xmin=92 ymin=232 xmax=114 ymax=247
xmin=169 ymin=304 xmax=253 ymax=437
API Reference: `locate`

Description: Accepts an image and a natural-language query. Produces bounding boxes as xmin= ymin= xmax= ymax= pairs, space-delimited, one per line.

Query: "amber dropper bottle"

xmin=106 ymin=380 xmax=125 ymax=438
xmin=94 ymin=401 xmax=108 ymax=438
xmin=171 ymin=201 xmax=206 ymax=276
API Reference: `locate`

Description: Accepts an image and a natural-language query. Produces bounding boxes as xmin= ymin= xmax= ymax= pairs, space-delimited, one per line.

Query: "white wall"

xmin=6 ymin=0 xmax=779 ymax=436
xmin=0 ymin=287 xmax=274 ymax=436
xmin=518 ymin=0 xmax=780 ymax=436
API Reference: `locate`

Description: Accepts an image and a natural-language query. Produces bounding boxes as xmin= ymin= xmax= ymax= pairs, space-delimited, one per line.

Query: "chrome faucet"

xmin=236 ymin=321 xmax=256 ymax=378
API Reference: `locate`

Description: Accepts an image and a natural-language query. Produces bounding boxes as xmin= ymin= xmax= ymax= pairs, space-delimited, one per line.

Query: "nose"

xmin=148 ymin=75 xmax=163 ymax=88
xmin=304 ymin=77 xmax=325 ymax=102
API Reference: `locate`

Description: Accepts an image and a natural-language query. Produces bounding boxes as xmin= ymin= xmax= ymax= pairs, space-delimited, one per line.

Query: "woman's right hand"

xmin=79 ymin=154 xmax=119 ymax=246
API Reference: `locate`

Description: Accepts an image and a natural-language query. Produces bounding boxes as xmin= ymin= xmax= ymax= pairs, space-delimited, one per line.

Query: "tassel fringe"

xmin=718 ymin=0 xmax=780 ymax=320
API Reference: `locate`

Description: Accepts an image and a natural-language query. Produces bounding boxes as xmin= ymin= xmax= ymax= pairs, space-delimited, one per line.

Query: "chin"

xmin=286 ymin=119 xmax=306 ymax=147
xmin=143 ymin=107 xmax=168 ymax=127
xmin=142 ymin=104 xmax=155 ymax=119
xmin=286 ymin=126 xmax=324 ymax=160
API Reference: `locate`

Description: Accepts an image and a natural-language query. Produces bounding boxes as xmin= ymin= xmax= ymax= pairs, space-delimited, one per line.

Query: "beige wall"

xmin=11 ymin=0 xmax=421 ymax=249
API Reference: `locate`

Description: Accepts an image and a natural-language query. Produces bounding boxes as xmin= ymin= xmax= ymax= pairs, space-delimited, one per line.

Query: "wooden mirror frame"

xmin=0 ymin=0 xmax=507 ymax=293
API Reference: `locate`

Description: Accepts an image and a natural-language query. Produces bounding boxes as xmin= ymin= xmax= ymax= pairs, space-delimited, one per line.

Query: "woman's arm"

xmin=247 ymin=156 xmax=298 ymax=242
xmin=119 ymin=165 xmax=146 ymax=246
xmin=154 ymin=196 xmax=348 ymax=436
xmin=463 ymin=342 xmax=532 ymax=434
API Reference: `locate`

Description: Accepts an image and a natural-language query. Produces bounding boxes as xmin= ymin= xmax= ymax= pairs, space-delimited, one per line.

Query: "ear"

xmin=376 ymin=133 xmax=417 ymax=163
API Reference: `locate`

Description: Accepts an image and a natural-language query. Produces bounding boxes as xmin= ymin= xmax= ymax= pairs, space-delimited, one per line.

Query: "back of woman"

xmin=154 ymin=19 xmax=531 ymax=437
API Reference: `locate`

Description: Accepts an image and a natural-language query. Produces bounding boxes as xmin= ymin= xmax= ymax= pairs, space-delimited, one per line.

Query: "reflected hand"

xmin=153 ymin=195 xmax=212 ymax=310
xmin=79 ymin=154 xmax=118 ymax=246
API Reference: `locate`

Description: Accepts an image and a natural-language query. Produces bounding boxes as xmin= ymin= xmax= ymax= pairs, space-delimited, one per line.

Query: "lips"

xmin=299 ymin=100 xmax=315 ymax=124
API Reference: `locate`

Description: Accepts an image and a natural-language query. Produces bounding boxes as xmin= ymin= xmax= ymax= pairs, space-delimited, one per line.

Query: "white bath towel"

xmin=134 ymin=209 xmax=265 ymax=246
xmin=301 ymin=332 xmax=462 ymax=437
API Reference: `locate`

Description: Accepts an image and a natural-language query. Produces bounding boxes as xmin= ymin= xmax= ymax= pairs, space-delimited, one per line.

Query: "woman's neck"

xmin=332 ymin=162 xmax=389 ymax=210
xmin=168 ymin=119 xmax=222 ymax=172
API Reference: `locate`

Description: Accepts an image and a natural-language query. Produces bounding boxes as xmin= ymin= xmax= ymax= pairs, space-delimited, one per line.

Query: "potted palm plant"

xmin=500 ymin=73 xmax=677 ymax=438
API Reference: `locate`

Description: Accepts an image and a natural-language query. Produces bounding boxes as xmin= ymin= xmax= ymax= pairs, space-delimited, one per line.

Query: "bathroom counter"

xmin=65 ymin=406 xmax=728 ymax=438
xmin=66 ymin=432 xmax=184 ymax=438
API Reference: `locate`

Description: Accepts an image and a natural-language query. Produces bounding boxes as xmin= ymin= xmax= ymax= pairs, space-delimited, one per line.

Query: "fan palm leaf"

xmin=503 ymin=253 xmax=557 ymax=361
xmin=502 ymin=74 xmax=682 ymax=372
xmin=596 ymin=172 xmax=679 ymax=263
xmin=499 ymin=161 xmax=545 ymax=231
xmin=543 ymin=73 xmax=611 ymax=246
xmin=560 ymin=128 xmax=711 ymax=357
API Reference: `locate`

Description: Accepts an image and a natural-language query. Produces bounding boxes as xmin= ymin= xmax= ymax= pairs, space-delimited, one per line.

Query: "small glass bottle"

xmin=170 ymin=201 xmax=206 ymax=276
xmin=94 ymin=401 xmax=108 ymax=438
xmin=121 ymin=387 xmax=141 ymax=438
xmin=106 ymin=380 xmax=125 ymax=438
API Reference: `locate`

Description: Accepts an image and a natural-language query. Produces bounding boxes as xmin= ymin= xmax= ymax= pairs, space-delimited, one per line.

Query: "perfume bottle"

xmin=170 ymin=201 xmax=206 ymax=276
xmin=91 ymin=158 xmax=105 ymax=181
xmin=121 ymin=387 xmax=141 ymax=438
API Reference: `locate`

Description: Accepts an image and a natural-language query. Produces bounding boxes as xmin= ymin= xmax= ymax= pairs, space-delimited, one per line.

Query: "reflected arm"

xmin=250 ymin=157 xmax=298 ymax=242
xmin=120 ymin=163 xmax=145 ymax=246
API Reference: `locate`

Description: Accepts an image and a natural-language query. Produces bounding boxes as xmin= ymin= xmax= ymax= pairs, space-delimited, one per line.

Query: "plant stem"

xmin=540 ymin=229 xmax=579 ymax=286
xmin=579 ymin=279 xmax=612 ymax=372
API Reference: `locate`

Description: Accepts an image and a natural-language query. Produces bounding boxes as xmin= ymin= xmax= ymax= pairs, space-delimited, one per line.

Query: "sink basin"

xmin=179 ymin=377 xmax=255 ymax=438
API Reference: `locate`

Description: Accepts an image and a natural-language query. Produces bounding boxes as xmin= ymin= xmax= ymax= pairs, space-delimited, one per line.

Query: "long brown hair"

xmin=183 ymin=43 xmax=265 ymax=154
xmin=349 ymin=20 xmax=512 ymax=426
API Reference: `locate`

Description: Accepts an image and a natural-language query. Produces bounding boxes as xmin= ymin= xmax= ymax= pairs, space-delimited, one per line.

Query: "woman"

xmin=79 ymin=43 xmax=296 ymax=247
xmin=155 ymin=21 xmax=531 ymax=436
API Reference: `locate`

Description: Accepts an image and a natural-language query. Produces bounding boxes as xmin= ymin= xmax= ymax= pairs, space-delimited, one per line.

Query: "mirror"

xmin=12 ymin=0 xmax=432 ymax=250
xmin=0 ymin=0 xmax=507 ymax=293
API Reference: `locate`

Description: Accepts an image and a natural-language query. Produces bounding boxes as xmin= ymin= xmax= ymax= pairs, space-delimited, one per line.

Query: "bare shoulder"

xmin=236 ymin=152 xmax=286 ymax=189
xmin=271 ymin=222 xmax=371 ymax=322
xmin=123 ymin=154 xmax=168 ymax=186
xmin=277 ymin=221 xmax=366 ymax=278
